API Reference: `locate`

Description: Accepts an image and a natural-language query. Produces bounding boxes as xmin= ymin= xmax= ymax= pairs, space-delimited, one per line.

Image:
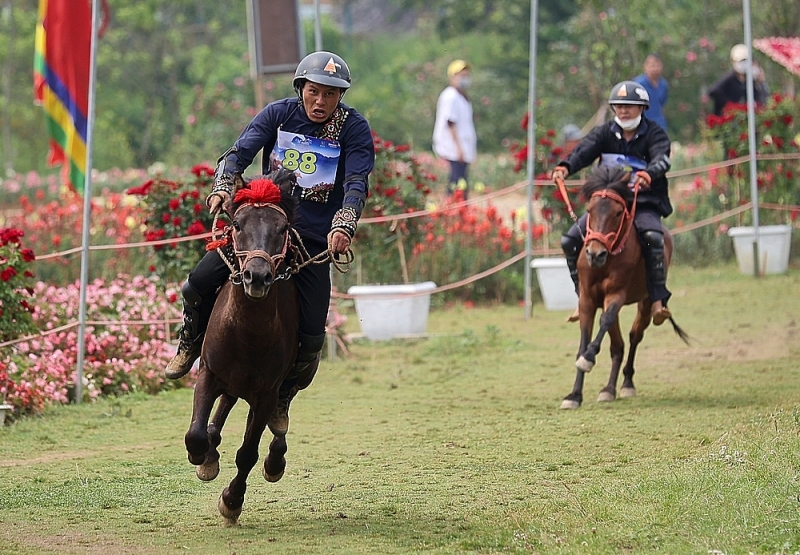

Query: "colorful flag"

xmin=33 ymin=0 xmax=92 ymax=193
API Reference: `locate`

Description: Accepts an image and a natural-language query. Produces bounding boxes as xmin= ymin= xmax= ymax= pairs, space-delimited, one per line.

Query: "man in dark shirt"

xmin=708 ymin=44 xmax=769 ymax=116
xmin=165 ymin=51 xmax=375 ymax=435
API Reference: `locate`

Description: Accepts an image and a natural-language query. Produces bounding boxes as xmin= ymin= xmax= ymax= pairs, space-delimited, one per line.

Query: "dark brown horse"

xmin=561 ymin=166 xmax=688 ymax=410
xmin=183 ymin=169 xmax=300 ymax=525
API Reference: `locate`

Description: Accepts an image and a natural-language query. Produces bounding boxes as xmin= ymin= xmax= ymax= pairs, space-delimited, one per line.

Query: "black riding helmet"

xmin=608 ymin=80 xmax=650 ymax=108
xmin=292 ymin=51 xmax=352 ymax=95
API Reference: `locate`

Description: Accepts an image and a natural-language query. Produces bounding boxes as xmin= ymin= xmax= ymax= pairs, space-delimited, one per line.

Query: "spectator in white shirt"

xmin=433 ymin=59 xmax=477 ymax=199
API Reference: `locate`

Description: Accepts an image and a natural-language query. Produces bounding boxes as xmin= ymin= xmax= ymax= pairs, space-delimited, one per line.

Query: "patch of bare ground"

xmin=0 ymin=523 xmax=160 ymax=555
xmin=0 ymin=440 xmax=173 ymax=467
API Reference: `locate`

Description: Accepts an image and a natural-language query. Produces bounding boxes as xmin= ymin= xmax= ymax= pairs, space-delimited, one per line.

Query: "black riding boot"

xmin=640 ymin=230 xmax=672 ymax=325
xmin=561 ymin=234 xmax=582 ymax=294
xmin=165 ymin=281 xmax=214 ymax=379
xmin=268 ymin=331 xmax=326 ymax=436
xmin=561 ymin=234 xmax=582 ymax=322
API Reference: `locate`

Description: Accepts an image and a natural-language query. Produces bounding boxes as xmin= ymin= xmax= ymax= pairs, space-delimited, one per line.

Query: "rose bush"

xmin=0 ymin=228 xmax=38 ymax=342
xmin=344 ymin=132 xmax=436 ymax=286
xmin=2 ymin=187 xmax=147 ymax=284
xmin=127 ymin=164 xmax=219 ymax=283
xmin=2 ymin=275 xmax=183 ymax=420
xmin=508 ymin=113 xmax=582 ymax=237
xmin=703 ymin=93 xmax=800 ymax=224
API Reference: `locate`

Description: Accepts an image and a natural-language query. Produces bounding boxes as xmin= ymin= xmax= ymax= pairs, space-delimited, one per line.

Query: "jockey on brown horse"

xmin=552 ymin=80 xmax=673 ymax=326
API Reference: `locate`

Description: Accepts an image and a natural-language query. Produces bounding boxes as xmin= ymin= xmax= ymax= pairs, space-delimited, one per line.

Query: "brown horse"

xmin=561 ymin=166 xmax=688 ymax=410
xmin=182 ymin=169 xmax=301 ymax=525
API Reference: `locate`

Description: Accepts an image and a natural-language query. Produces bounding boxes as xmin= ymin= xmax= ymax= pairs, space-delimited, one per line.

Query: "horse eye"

xmin=232 ymin=221 xmax=241 ymax=232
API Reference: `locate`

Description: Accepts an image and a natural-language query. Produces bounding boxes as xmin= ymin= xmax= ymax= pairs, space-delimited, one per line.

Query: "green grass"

xmin=1 ymin=264 xmax=800 ymax=554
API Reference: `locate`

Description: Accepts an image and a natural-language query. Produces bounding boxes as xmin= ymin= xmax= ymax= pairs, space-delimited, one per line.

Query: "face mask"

xmin=457 ymin=76 xmax=472 ymax=89
xmin=732 ymin=60 xmax=748 ymax=74
xmin=614 ymin=115 xmax=641 ymax=131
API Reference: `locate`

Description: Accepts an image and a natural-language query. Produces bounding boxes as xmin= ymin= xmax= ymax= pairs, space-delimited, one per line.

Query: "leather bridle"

xmin=584 ymin=187 xmax=638 ymax=255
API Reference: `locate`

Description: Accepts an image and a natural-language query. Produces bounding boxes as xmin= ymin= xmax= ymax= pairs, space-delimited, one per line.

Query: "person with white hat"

xmin=708 ymin=44 xmax=769 ymax=116
xmin=432 ymin=59 xmax=477 ymax=199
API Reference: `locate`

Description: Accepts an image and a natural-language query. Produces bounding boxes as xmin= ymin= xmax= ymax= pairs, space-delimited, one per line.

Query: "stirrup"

xmin=165 ymin=338 xmax=202 ymax=379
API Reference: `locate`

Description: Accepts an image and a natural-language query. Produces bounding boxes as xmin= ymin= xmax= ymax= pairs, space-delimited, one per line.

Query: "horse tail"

xmin=668 ymin=317 xmax=690 ymax=345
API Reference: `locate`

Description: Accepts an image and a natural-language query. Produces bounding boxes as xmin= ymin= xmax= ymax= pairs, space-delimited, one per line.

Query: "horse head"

xmin=226 ymin=169 xmax=298 ymax=300
xmin=581 ymin=166 xmax=635 ymax=268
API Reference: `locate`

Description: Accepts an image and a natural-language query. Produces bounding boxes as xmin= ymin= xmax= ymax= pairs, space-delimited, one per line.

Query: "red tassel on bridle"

xmin=234 ymin=178 xmax=282 ymax=205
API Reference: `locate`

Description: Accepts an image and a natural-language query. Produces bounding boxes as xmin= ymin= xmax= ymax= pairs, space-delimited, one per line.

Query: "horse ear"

xmin=233 ymin=173 xmax=246 ymax=195
xmin=272 ymin=169 xmax=298 ymax=222
xmin=227 ymin=173 xmax=246 ymax=214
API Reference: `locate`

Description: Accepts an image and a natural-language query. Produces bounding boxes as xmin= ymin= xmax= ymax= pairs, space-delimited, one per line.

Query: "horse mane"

xmin=581 ymin=166 xmax=633 ymax=205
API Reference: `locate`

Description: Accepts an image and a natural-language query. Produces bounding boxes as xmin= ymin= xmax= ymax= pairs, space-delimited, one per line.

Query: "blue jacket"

xmin=632 ymin=74 xmax=668 ymax=131
xmin=220 ymin=97 xmax=375 ymax=243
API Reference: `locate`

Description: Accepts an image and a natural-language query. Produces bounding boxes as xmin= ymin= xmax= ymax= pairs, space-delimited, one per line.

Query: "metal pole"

xmin=523 ymin=0 xmax=539 ymax=319
xmin=74 ymin=0 xmax=100 ymax=403
xmin=742 ymin=0 xmax=760 ymax=277
xmin=314 ymin=0 xmax=322 ymax=51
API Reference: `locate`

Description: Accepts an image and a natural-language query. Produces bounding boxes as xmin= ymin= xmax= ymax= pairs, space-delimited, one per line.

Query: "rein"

xmin=555 ymin=176 xmax=581 ymax=227
xmin=584 ymin=184 xmax=639 ymax=255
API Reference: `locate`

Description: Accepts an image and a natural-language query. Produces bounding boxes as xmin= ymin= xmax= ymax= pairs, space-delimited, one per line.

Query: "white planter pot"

xmin=347 ymin=282 xmax=436 ymax=340
xmin=531 ymin=257 xmax=578 ymax=311
xmin=727 ymin=225 xmax=792 ymax=275
xmin=0 ymin=403 xmax=12 ymax=425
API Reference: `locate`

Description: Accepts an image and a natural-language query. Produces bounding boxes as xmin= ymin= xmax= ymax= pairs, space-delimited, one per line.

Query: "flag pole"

xmin=523 ymin=0 xmax=539 ymax=319
xmin=74 ymin=0 xmax=100 ymax=404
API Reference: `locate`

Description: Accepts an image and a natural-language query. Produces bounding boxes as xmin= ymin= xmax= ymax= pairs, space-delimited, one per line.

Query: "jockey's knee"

xmin=640 ymin=230 xmax=665 ymax=250
xmin=561 ymin=234 xmax=582 ymax=257
xmin=181 ymin=280 xmax=204 ymax=308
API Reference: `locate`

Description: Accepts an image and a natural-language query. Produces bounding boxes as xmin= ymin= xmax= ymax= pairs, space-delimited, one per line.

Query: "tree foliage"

xmin=0 ymin=0 xmax=798 ymax=182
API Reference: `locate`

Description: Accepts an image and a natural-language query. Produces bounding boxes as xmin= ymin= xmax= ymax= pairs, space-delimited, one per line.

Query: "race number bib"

xmin=600 ymin=153 xmax=647 ymax=188
xmin=270 ymin=130 xmax=341 ymax=203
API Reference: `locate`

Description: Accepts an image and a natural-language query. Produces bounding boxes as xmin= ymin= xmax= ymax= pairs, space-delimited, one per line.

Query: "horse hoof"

xmin=560 ymin=399 xmax=580 ymax=410
xmin=575 ymin=357 xmax=594 ymax=373
xmin=597 ymin=391 xmax=615 ymax=402
xmin=263 ymin=456 xmax=286 ymax=483
xmin=620 ymin=387 xmax=637 ymax=398
xmin=218 ymin=495 xmax=242 ymax=527
xmin=196 ymin=460 xmax=220 ymax=482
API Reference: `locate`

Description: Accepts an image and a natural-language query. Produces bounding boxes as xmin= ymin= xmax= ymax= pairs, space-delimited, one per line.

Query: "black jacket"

xmin=708 ymin=71 xmax=768 ymax=116
xmin=557 ymin=118 xmax=673 ymax=217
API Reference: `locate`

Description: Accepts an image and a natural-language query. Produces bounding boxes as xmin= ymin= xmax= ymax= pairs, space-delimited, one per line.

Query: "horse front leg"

xmin=598 ymin=317 xmax=624 ymax=402
xmin=263 ymin=386 xmax=287 ymax=482
xmin=264 ymin=355 xmax=319 ymax=481
xmin=196 ymin=393 xmax=238 ymax=482
xmin=219 ymin=404 xmax=270 ymax=526
xmin=561 ymin=312 xmax=595 ymax=410
xmin=185 ymin=367 xmax=220 ymax=467
xmin=576 ymin=302 xmax=622 ymax=373
xmin=619 ymin=300 xmax=651 ymax=398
